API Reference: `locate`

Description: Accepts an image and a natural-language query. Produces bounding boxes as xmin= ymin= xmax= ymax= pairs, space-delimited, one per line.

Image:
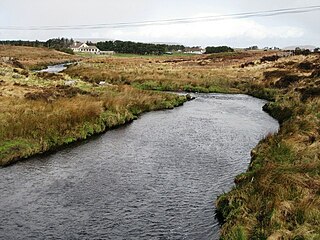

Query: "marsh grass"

xmin=63 ymin=54 xmax=266 ymax=93
xmin=1 ymin=46 xmax=319 ymax=239
xmin=0 ymin=45 xmax=80 ymax=69
xmin=217 ymin=54 xmax=320 ymax=239
xmin=0 ymin=88 xmax=187 ymax=166
xmin=0 ymin=58 xmax=187 ymax=166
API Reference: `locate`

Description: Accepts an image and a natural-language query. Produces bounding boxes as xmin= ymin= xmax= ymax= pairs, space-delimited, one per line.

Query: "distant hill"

xmin=283 ymin=45 xmax=317 ymax=51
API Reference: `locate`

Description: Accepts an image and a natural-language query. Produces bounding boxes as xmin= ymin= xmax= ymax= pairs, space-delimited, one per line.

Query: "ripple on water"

xmin=0 ymin=94 xmax=279 ymax=240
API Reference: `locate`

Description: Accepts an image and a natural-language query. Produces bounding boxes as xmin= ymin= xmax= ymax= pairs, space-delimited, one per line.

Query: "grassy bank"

xmin=41 ymin=51 xmax=320 ymax=239
xmin=0 ymin=58 xmax=188 ymax=166
xmin=64 ymin=51 xmax=275 ymax=93
xmin=216 ymin=55 xmax=320 ymax=239
xmin=66 ymin=51 xmax=319 ymax=238
xmin=0 ymin=45 xmax=81 ymax=70
xmin=0 ymin=90 xmax=187 ymax=167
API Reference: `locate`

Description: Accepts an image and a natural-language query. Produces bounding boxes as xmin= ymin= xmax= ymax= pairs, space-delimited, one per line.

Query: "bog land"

xmin=0 ymin=46 xmax=319 ymax=239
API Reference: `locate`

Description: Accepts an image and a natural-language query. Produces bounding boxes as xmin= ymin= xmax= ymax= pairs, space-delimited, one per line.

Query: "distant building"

xmin=184 ymin=47 xmax=205 ymax=54
xmin=100 ymin=51 xmax=115 ymax=55
xmin=70 ymin=42 xmax=101 ymax=54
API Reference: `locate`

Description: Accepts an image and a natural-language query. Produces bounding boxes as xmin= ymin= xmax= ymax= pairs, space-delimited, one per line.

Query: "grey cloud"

xmin=0 ymin=0 xmax=319 ymax=47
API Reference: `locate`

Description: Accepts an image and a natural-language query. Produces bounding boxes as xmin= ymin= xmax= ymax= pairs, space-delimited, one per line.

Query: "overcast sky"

xmin=0 ymin=0 xmax=319 ymax=48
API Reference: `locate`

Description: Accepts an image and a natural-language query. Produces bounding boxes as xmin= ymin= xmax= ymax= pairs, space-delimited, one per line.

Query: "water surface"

xmin=0 ymin=94 xmax=279 ymax=240
xmin=37 ymin=63 xmax=70 ymax=73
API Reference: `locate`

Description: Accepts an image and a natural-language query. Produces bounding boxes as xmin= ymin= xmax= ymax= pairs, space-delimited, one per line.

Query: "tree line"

xmin=0 ymin=39 xmax=187 ymax=55
xmin=0 ymin=40 xmax=45 ymax=47
xmin=96 ymin=40 xmax=185 ymax=55
xmin=1 ymin=38 xmax=241 ymax=56
xmin=0 ymin=38 xmax=75 ymax=54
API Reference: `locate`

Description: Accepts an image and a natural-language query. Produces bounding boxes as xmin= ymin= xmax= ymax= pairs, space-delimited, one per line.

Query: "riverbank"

xmin=0 ymin=93 xmax=278 ymax=240
xmin=0 ymin=45 xmax=81 ymax=70
xmin=65 ymin=51 xmax=319 ymax=238
xmin=0 ymin=92 xmax=188 ymax=167
xmin=0 ymin=48 xmax=263 ymax=165
xmin=0 ymin=59 xmax=189 ymax=166
xmin=1 ymin=47 xmax=319 ymax=238
xmin=216 ymin=55 xmax=320 ymax=239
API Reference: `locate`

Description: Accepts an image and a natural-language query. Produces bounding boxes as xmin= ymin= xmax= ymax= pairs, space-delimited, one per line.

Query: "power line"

xmin=1 ymin=5 xmax=320 ymax=31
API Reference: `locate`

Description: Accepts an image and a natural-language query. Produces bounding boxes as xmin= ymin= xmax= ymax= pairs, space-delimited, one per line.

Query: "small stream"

xmin=36 ymin=63 xmax=72 ymax=73
xmin=0 ymin=93 xmax=278 ymax=239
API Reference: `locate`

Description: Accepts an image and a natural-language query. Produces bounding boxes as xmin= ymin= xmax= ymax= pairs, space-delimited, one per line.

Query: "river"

xmin=37 ymin=63 xmax=72 ymax=73
xmin=0 ymin=93 xmax=278 ymax=240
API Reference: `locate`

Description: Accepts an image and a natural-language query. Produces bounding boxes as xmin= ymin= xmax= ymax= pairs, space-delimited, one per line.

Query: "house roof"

xmin=72 ymin=42 xmax=84 ymax=49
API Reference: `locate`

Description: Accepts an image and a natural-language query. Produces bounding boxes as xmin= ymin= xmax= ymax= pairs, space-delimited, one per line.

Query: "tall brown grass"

xmin=0 ymin=80 xmax=187 ymax=166
xmin=217 ymin=54 xmax=320 ymax=239
xmin=1 ymin=48 xmax=319 ymax=238
xmin=64 ymin=57 xmax=262 ymax=93
xmin=0 ymin=45 xmax=80 ymax=69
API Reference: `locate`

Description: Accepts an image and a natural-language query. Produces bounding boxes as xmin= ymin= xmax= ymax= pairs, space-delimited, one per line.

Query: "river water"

xmin=37 ymin=63 xmax=70 ymax=73
xmin=0 ymin=94 xmax=278 ymax=240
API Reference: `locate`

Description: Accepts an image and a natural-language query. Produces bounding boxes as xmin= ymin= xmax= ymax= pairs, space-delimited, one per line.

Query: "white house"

xmin=184 ymin=47 xmax=205 ymax=54
xmin=70 ymin=42 xmax=101 ymax=54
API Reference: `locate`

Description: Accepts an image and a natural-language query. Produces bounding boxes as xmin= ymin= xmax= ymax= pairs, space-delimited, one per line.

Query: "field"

xmin=0 ymin=47 xmax=188 ymax=166
xmin=0 ymin=46 xmax=319 ymax=239
xmin=66 ymin=51 xmax=277 ymax=93
xmin=0 ymin=45 xmax=81 ymax=69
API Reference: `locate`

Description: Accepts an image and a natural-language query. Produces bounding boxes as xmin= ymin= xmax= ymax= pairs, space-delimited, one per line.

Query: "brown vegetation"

xmin=0 ymin=45 xmax=80 ymax=69
xmin=216 ymin=54 xmax=320 ymax=239
xmin=0 ymin=46 xmax=319 ymax=239
xmin=64 ymin=51 xmax=275 ymax=93
xmin=0 ymin=49 xmax=187 ymax=166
